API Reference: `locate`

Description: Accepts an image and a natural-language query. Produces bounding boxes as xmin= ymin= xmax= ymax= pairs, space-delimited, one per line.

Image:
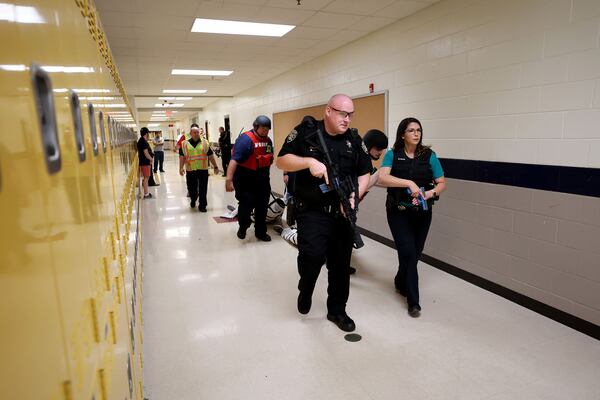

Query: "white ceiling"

xmin=95 ymin=0 xmax=439 ymax=125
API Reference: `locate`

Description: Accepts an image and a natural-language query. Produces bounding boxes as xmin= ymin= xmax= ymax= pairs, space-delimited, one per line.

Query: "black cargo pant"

xmin=233 ymin=174 xmax=270 ymax=236
xmin=386 ymin=207 xmax=432 ymax=307
xmin=297 ymin=208 xmax=354 ymax=315
xmin=186 ymin=169 xmax=209 ymax=208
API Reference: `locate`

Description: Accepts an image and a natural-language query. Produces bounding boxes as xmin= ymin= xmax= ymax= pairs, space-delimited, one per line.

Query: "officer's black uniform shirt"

xmin=278 ymin=118 xmax=371 ymax=207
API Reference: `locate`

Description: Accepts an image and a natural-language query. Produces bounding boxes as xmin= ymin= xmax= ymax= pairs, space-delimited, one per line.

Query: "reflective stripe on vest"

xmin=183 ymin=140 xmax=209 ymax=170
xmin=237 ymin=131 xmax=273 ymax=171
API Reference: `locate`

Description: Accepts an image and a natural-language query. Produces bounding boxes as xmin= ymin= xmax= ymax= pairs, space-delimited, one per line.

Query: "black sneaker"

xmin=143 ymin=193 xmax=152 ymax=199
xmin=237 ymin=227 xmax=246 ymax=239
xmin=349 ymin=266 xmax=357 ymax=275
xmin=408 ymin=305 xmax=421 ymax=318
xmin=198 ymin=206 xmax=207 ymax=213
xmin=160 ymin=170 xmax=165 ymax=172
xmin=255 ymin=233 xmax=271 ymax=242
xmin=297 ymin=292 xmax=311 ymax=314
xmin=326 ymin=313 xmax=356 ymax=332
xmin=190 ymin=201 xmax=196 ymax=208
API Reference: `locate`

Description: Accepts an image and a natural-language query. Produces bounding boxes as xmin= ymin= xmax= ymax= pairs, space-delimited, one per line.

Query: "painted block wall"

xmin=198 ymin=0 xmax=600 ymax=325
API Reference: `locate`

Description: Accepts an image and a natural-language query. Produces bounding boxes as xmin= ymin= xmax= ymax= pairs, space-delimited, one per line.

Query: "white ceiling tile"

xmin=194 ymin=2 xmax=261 ymax=20
xmin=285 ymin=26 xmax=338 ymax=40
xmin=98 ymin=11 xmax=137 ymax=27
xmin=272 ymin=37 xmax=320 ymax=49
xmin=95 ymin=0 xmax=137 ymax=13
xmin=327 ymin=29 xmax=368 ymax=42
xmin=265 ymin=0 xmax=330 ymax=11
xmin=373 ymin=1 xmax=430 ymax=18
xmin=323 ymin=0 xmax=396 ymax=15
xmin=302 ymin=11 xmax=363 ymax=29
xmin=131 ymin=0 xmax=200 ymax=17
xmin=134 ymin=14 xmax=193 ymax=30
xmin=256 ymin=6 xmax=316 ymax=25
xmin=352 ymin=16 xmax=396 ymax=32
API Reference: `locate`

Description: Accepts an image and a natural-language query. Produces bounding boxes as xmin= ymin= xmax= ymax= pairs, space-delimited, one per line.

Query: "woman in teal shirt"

xmin=378 ymin=117 xmax=446 ymax=317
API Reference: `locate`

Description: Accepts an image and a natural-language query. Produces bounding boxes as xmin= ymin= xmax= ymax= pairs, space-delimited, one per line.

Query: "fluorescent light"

xmin=0 ymin=64 xmax=27 ymax=71
xmin=42 ymin=65 xmax=95 ymax=73
xmin=171 ymin=69 xmax=233 ymax=76
xmin=0 ymin=4 xmax=45 ymax=24
xmin=163 ymin=89 xmax=206 ymax=94
xmin=93 ymin=103 xmax=126 ymax=108
xmin=148 ymin=124 xmax=160 ymax=127
xmin=191 ymin=18 xmax=294 ymax=37
xmin=158 ymin=97 xmax=193 ymax=100
xmin=79 ymin=96 xmax=117 ymax=100
xmin=154 ymin=103 xmax=184 ymax=108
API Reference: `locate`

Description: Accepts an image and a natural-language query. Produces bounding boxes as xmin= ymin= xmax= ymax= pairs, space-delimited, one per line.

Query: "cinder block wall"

xmin=201 ymin=0 xmax=600 ymax=325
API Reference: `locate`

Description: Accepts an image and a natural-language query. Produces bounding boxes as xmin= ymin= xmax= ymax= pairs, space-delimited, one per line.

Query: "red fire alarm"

xmin=369 ymin=83 xmax=374 ymax=93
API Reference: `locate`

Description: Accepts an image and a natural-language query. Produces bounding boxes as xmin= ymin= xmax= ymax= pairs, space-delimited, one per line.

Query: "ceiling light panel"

xmin=171 ymin=69 xmax=233 ymax=76
xmin=163 ymin=89 xmax=207 ymax=94
xmin=191 ymin=18 xmax=294 ymax=37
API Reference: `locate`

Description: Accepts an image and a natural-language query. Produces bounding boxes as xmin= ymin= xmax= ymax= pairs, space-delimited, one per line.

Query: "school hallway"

xmin=141 ymin=153 xmax=600 ymax=400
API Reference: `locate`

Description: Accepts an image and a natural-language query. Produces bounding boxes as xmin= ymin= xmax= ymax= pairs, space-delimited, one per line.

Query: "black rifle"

xmin=313 ymin=123 xmax=364 ymax=249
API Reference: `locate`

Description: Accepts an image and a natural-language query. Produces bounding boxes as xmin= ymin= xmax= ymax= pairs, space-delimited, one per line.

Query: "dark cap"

xmin=363 ymin=129 xmax=388 ymax=150
xmin=140 ymin=127 xmax=150 ymax=136
xmin=253 ymin=115 xmax=271 ymax=129
xmin=190 ymin=123 xmax=199 ymax=129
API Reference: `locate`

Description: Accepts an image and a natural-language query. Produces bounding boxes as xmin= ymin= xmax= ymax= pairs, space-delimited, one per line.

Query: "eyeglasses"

xmin=330 ymin=106 xmax=354 ymax=119
xmin=405 ymin=128 xmax=422 ymax=134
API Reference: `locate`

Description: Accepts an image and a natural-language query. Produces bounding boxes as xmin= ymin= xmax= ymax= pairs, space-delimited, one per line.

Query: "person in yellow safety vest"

xmin=179 ymin=125 xmax=219 ymax=212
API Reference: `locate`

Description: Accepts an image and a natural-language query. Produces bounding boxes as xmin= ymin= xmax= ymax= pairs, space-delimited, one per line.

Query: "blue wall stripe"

xmin=440 ymin=158 xmax=600 ymax=198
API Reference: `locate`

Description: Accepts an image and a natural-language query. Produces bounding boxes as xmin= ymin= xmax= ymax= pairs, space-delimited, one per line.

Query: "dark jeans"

xmin=153 ymin=151 xmax=164 ymax=172
xmin=386 ymin=208 xmax=432 ymax=307
xmin=233 ymin=176 xmax=270 ymax=236
xmin=186 ymin=169 xmax=209 ymax=208
xmin=297 ymin=209 xmax=354 ymax=315
xmin=221 ymin=150 xmax=231 ymax=175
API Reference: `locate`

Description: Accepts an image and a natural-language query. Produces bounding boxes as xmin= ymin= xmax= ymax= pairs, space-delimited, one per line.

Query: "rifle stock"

xmin=314 ymin=125 xmax=364 ymax=249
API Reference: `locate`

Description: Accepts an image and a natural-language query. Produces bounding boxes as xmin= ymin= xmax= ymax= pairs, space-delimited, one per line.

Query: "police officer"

xmin=348 ymin=128 xmax=389 ymax=275
xmin=179 ymin=125 xmax=219 ymax=212
xmin=225 ymin=115 xmax=274 ymax=242
xmin=276 ymin=94 xmax=372 ymax=332
xmin=378 ymin=117 xmax=446 ymax=317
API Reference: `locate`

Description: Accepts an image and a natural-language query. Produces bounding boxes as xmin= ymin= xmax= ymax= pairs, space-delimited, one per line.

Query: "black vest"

xmin=387 ymin=149 xmax=433 ymax=203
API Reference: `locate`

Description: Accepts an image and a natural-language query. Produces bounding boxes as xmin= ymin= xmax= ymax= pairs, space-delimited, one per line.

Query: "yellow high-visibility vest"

xmin=182 ymin=139 xmax=209 ymax=170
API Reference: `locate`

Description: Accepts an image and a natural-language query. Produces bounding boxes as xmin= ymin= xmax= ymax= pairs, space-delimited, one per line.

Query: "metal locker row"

xmin=0 ymin=0 xmax=144 ymax=399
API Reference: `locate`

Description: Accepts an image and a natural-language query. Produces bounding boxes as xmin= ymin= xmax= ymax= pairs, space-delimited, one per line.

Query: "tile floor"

xmin=142 ymin=154 xmax=600 ymax=400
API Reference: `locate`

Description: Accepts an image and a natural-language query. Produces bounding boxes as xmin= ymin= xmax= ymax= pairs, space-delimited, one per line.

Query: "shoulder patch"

xmin=361 ymin=141 xmax=368 ymax=154
xmin=286 ymin=129 xmax=298 ymax=143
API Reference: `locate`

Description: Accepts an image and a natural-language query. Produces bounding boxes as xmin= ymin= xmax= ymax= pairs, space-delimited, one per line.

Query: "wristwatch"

xmin=432 ymin=190 xmax=437 ymax=197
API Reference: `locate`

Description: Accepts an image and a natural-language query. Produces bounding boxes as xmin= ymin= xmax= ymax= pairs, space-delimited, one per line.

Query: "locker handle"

xmin=87 ymin=103 xmax=99 ymax=156
xmin=30 ymin=63 xmax=61 ymax=174
xmin=98 ymin=111 xmax=107 ymax=153
xmin=69 ymin=90 xmax=86 ymax=162
xmin=107 ymin=116 xmax=114 ymax=149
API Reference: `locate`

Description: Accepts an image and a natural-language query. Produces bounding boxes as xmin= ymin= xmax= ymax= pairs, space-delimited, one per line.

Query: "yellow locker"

xmin=0 ymin=2 xmax=70 ymax=398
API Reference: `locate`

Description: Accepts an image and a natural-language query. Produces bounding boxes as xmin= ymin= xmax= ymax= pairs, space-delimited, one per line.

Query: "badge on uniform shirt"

xmin=361 ymin=142 xmax=368 ymax=154
xmin=346 ymin=140 xmax=352 ymax=149
xmin=286 ymin=129 xmax=298 ymax=143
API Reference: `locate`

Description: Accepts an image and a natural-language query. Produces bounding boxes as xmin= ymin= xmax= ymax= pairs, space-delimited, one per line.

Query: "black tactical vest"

xmin=387 ymin=149 xmax=433 ymax=202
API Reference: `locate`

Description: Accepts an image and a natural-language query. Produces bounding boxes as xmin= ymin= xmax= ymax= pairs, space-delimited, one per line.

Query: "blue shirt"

xmin=232 ymin=132 xmax=254 ymax=163
xmin=382 ymin=149 xmax=444 ymax=179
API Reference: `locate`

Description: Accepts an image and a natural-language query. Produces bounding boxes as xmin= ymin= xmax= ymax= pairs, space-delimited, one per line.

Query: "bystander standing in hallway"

xmin=218 ymin=126 xmax=232 ymax=177
xmin=137 ymin=127 xmax=154 ymax=199
xmin=179 ymin=126 xmax=219 ymax=212
xmin=378 ymin=117 xmax=446 ymax=318
xmin=152 ymin=131 xmax=165 ymax=173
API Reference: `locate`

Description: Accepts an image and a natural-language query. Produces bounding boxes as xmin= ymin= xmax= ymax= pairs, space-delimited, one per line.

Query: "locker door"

xmin=0 ymin=2 xmax=70 ymax=398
